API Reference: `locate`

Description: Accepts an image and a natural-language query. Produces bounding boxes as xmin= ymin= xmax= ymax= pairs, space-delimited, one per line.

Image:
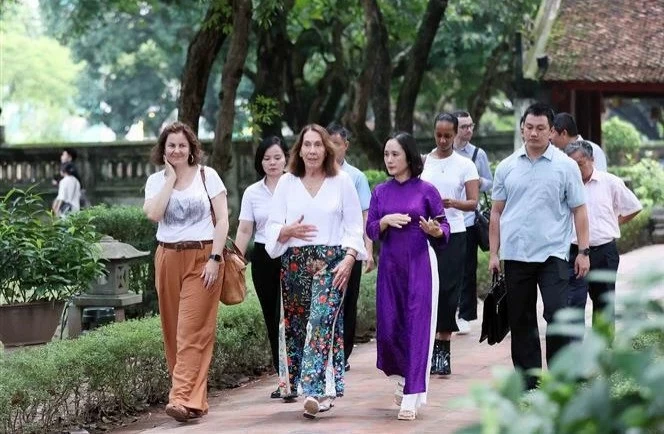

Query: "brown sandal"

xmin=165 ymin=403 xmax=189 ymax=422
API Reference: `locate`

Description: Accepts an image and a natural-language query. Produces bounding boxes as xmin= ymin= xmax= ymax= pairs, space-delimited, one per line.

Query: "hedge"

xmin=0 ymin=290 xmax=271 ymax=433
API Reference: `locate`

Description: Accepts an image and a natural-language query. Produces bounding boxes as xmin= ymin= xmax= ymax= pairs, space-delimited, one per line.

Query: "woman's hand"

xmin=279 ymin=215 xmax=318 ymax=242
xmin=419 ymin=216 xmax=443 ymax=237
xmin=332 ymin=254 xmax=355 ymax=290
xmin=201 ymin=258 xmax=222 ymax=290
xmin=163 ymin=155 xmax=176 ymax=179
xmin=380 ymin=213 xmax=411 ymax=229
xmin=442 ymin=198 xmax=456 ymax=209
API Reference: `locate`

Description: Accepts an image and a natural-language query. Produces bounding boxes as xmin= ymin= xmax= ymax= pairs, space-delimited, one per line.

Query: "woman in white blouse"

xmin=421 ymin=113 xmax=479 ymax=376
xmin=143 ymin=122 xmax=229 ymax=423
xmin=234 ymin=136 xmax=288 ymax=399
xmin=265 ymin=124 xmax=366 ymax=419
xmin=52 ymin=162 xmax=81 ymax=217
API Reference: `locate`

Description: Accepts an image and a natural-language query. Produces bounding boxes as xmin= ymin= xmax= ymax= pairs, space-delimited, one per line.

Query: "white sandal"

xmin=397 ymin=409 xmax=417 ymax=421
xmin=394 ymin=381 xmax=404 ymax=406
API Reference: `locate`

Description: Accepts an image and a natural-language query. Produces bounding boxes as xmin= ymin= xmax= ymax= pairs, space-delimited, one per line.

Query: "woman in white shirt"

xmin=421 ymin=113 xmax=479 ymax=376
xmin=52 ymin=162 xmax=81 ymax=217
xmin=234 ymin=136 xmax=288 ymax=398
xmin=265 ymin=124 xmax=366 ymax=419
xmin=143 ymin=122 xmax=229 ymax=423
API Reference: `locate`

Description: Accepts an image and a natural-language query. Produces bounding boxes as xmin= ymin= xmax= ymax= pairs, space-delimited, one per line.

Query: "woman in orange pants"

xmin=143 ymin=122 xmax=229 ymax=422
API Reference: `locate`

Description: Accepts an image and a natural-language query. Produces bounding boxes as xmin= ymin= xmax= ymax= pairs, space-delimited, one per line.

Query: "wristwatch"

xmin=579 ymin=247 xmax=590 ymax=256
xmin=209 ymin=253 xmax=222 ymax=262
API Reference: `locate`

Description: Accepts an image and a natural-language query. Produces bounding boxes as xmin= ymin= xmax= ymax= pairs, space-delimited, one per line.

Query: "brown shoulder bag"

xmin=200 ymin=167 xmax=248 ymax=305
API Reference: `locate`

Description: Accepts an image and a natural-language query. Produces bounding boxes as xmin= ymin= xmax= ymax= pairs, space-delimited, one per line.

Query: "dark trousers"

xmin=250 ymin=243 xmax=282 ymax=371
xmin=436 ymin=232 xmax=467 ymax=333
xmin=504 ymin=257 xmax=570 ymax=389
xmin=567 ymin=241 xmax=619 ymax=326
xmin=343 ymin=260 xmax=363 ymax=362
xmin=459 ymin=225 xmax=479 ymax=321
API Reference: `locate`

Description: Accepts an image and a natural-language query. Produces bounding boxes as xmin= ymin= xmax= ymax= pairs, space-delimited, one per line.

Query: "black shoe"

xmin=440 ymin=340 xmax=451 ymax=376
xmin=345 ymin=362 xmax=350 ymax=371
xmin=430 ymin=340 xmax=443 ymax=375
xmin=270 ymin=388 xmax=281 ymax=399
xmin=282 ymin=391 xmax=298 ymax=402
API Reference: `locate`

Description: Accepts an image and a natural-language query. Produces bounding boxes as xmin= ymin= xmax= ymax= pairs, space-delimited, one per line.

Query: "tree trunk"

xmin=207 ymin=0 xmax=251 ymax=220
xmin=252 ymin=1 xmax=294 ymax=139
xmin=394 ymin=0 xmax=449 ymax=133
xmin=177 ymin=2 xmax=231 ymax=133
xmin=467 ymin=39 xmax=511 ymax=129
xmin=370 ymin=8 xmax=392 ymax=145
xmin=349 ymin=0 xmax=388 ymax=167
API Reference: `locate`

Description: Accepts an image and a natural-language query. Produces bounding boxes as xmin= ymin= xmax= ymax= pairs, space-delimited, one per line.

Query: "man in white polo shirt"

xmin=564 ymin=140 xmax=642 ymax=327
xmin=551 ymin=113 xmax=608 ymax=171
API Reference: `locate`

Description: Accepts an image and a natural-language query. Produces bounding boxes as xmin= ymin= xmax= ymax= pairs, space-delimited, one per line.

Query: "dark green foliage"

xmin=609 ymin=159 xmax=664 ymax=209
xmin=78 ymin=205 xmax=158 ymax=317
xmin=0 ymin=189 xmax=104 ymax=304
xmin=458 ymin=272 xmax=664 ymax=434
xmin=0 ymin=304 xmax=271 ymax=433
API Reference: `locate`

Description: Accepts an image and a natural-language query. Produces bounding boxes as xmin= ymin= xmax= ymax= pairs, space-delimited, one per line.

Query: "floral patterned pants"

xmin=278 ymin=245 xmax=346 ymax=398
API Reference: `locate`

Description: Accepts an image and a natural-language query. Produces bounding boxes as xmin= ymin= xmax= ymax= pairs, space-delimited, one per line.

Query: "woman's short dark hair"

xmin=150 ymin=121 xmax=203 ymax=166
xmin=61 ymin=162 xmax=77 ymax=176
xmin=288 ymin=124 xmax=338 ymax=177
xmin=255 ymin=136 xmax=289 ymax=177
xmin=433 ymin=112 xmax=459 ymax=133
xmin=387 ymin=132 xmax=424 ymax=178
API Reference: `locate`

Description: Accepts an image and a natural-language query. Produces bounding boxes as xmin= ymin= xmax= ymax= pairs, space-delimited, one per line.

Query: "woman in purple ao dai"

xmin=366 ymin=132 xmax=450 ymax=421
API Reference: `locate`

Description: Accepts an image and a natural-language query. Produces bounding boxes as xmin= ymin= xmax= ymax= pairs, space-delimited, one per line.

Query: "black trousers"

xmin=250 ymin=243 xmax=282 ymax=371
xmin=568 ymin=241 xmax=619 ymax=326
xmin=435 ymin=232 xmax=466 ymax=333
xmin=504 ymin=257 xmax=570 ymax=389
xmin=343 ymin=260 xmax=363 ymax=362
xmin=459 ymin=225 xmax=479 ymax=321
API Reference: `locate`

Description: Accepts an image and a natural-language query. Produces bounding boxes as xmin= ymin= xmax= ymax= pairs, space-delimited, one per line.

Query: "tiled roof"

xmin=543 ymin=0 xmax=664 ymax=83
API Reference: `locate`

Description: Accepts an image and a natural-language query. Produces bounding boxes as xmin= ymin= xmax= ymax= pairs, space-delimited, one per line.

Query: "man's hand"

xmin=488 ymin=253 xmax=501 ymax=274
xmin=574 ymin=253 xmax=590 ymax=278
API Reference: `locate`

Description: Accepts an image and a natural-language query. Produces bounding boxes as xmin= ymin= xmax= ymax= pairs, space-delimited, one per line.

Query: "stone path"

xmin=113 ymin=244 xmax=664 ymax=434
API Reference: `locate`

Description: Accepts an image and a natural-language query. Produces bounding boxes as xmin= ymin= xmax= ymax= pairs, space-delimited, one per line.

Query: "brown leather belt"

xmin=158 ymin=240 xmax=213 ymax=251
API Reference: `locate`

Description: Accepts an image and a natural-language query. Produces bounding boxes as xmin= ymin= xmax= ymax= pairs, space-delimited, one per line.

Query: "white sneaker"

xmin=457 ymin=318 xmax=471 ymax=335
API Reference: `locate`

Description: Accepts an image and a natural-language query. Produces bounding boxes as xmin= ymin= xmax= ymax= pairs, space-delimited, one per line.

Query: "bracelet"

xmin=345 ymin=252 xmax=357 ymax=260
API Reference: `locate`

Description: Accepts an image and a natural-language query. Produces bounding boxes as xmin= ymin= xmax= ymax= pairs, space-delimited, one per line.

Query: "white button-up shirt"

xmin=572 ymin=169 xmax=642 ymax=246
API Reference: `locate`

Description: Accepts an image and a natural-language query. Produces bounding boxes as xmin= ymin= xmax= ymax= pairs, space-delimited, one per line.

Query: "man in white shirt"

xmin=551 ymin=113 xmax=608 ymax=171
xmin=326 ymin=122 xmax=375 ymax=371
xmin=564 ymin=141 xmax=642 ymax=327
xmin=452 ymin=110 xmax=493 ymax=334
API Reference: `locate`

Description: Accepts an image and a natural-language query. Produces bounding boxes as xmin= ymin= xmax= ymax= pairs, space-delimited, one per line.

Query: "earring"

xmin=188 ymin=154 xmax=194 ymax=164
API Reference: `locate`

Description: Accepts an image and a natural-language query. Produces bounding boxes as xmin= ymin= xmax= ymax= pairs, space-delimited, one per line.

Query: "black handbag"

xmin=474 ymin=208 xmax=490 ymax=251
xmin=479 ymin=272 xmax=510 ymax=345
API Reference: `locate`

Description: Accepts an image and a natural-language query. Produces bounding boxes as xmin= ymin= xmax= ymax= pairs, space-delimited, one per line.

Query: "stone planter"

xmin=0 ymin=301 xmax=65 ymax=347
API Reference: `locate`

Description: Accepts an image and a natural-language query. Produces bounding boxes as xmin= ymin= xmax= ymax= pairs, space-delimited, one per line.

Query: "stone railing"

xmin=0 ymin=140 xmax=258 ymax=218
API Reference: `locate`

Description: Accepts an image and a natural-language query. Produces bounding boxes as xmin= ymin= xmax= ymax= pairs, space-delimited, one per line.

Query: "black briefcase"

xmin=479 ymin=272 xmax=510 ymax=345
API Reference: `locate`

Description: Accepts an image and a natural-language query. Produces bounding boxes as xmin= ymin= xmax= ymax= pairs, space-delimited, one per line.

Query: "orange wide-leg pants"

xmin=155 ymin=244 xmax=222 ymax=412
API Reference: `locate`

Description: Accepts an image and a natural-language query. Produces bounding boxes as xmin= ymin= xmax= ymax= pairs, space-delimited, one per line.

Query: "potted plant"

xmin=0 ymin=188 xmax=104 ymax=347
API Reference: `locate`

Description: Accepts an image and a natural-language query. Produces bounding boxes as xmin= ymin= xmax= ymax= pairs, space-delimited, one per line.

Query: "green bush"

xmin=602 ymin=117 xmax=642 ymax=163
xmin=364 ymin=169 xmax=389 ymax=191
xmin=0 ymin=295 xmax=271 ymax=433
xmin=617 ymin=207 xmax=652 ymax=254
xmin=78 ymin=205 xmax=158 ymax=317
xmin=609 ymin=158 xmax=664 ymax=208
xmin=0 ymin=188 xmax=104 ymax=304
xmin=458 ymin=271 xmax=664 ymax=434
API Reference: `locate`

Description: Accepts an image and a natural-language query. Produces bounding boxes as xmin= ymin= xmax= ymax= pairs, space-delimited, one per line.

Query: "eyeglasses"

xmin=459 ymin=124 xmax=475 ymax=130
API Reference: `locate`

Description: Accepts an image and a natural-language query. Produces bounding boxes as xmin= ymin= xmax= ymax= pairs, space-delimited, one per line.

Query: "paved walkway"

xmin=114 ymin=244 xmax=664 ymax=434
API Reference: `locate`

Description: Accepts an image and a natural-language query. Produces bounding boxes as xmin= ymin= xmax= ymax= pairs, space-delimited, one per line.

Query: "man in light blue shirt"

xmin=488 ymin=102 xmax=591 ymax=390
xmin=326 ymin=122 xmax=374 ymax=371
xmin=551 ymin=113 xmax=608 ymax=171
xmin=453 ymin=110 xmax=493 ymax=334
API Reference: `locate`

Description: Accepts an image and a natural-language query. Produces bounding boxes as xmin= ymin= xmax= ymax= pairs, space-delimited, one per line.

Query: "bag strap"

xmin=200 ymin=167 xmax=217 ymax=226
xmin=471 ymin=146 xmax=479 ymax=163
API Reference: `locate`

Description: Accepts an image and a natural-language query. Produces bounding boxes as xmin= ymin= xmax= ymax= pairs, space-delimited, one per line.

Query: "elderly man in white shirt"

xmin=552 ymin=113 xmax=608 ymax=171
xmin=564 ymin=140 xmax=642 ymax=327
